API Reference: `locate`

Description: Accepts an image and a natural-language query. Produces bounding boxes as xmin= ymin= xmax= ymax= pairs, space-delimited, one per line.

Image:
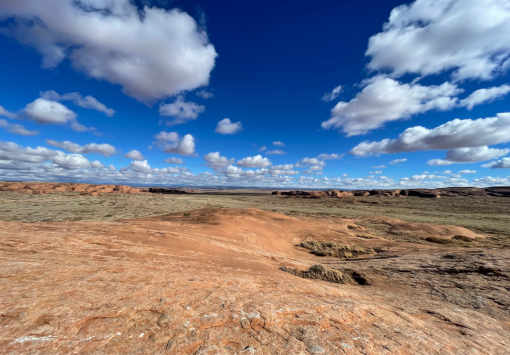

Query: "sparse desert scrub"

xmin=298 ymin=240 xmax=375 ymax=258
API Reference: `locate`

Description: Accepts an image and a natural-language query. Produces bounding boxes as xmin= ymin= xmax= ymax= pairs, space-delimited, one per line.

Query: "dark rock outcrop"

xmin=148 ymin=188 xmax=188 ymax=194
xmin=272 ymin=187 xmax=510 ymax=199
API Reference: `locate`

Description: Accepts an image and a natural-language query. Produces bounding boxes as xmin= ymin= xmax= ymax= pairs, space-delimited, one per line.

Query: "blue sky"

xmin=0 ymin=0 xmax=509 ymax=188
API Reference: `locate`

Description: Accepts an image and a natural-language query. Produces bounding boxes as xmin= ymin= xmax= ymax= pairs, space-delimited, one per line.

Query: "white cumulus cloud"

xmin=203 ymin=152 xmax=235 ymax=169
xmin=350 ymin=113 xmax=510 ymax=156
xmin=164 ymin=157 xmax=184 ymax=164
xmin=273 ymin=141 xmax=285 ymax=146
xmin=162 ymin=134 xmax=196 ymax=156
xmin=40 ymin=90 xmax=115 ymax=116
xmin=159 ymin=96 xmax=205 ymax=125
xmin=316 ymin=153 xmax=343 ymax=160
xmin=482 ymin=157 xmax=510 ymax=169
xmin=321 ymin=76 xmax=462 ymax=136
xmin=24 ymin=98 xmax=77 ymax=124
xmin=296 ymin=158 xmax=326 ymax=168
xmin=215 ymin=118 xmax=242 ymax=135
xmin=0 ymin=119 xmax=38 ymax=136
xmin=459 ymin=85 xmax=510 ymax=110
xmin=0 ymin=0 xmax=217 ymax=101
xmin=46 ymin=140 xmax=117 ymax=157
xmin=366 ymin=0 xmax=510 ymax=81
xmin=155 ymin=131 xmax=179 ymax=142
xmin=124 ymin=150 xmax=145 ymax=160
xmin=427 ymin=146 xmax=510 ymax=165
xmin=237 ymin=155 xmax=272 ymax=168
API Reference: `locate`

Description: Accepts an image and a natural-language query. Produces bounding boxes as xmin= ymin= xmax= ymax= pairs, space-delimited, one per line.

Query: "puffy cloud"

xmin=0 ymin=140 xmax=100 ymax=170
xmin=90 ymin=160 xmax=105 ymax=169
xmin=321 ymin=76 xmax=462 ymax=136
xmin=372 ymin=165 xmax=386 ymax=169
xmin=52 ymin=154 xmax=93 ymax=170
xmin=302 ymin=167 xmax=324 ymax=175
xmin=82 ymin=143 xmax=117 ymax=157
xmin=366 ymin=0 xmax=510 ymax=81
xmin=159 ymin=96 xmax=205 ymax=125
xmin=123 ymin=159 xmax=187 ymax=175
xmin=0 ymin=119 xmax=38 ymax=136
xmin=258 ymin=146 xmax=267 ymax=151
xmin=296 ymin=158 xmax=326 ymax=167
xmin=162 ymin=134 xmax=196 ymax=156
xmin=427 ymin=146 xmax=510 ymax=165
xmin=24 ymin=98 xmax=76 ymax=124
xmin=273 ymin=141 xmax=285 ymax=146
xmin=321 ymin=85 xmax=343 ymax=102
xmin=389 ymin=158 xmax=407 ymax=165
xmin=215 ymin=118 xmax=242 ymax=135
xmin=350 ymin=113 xmax=510 ymax=156
xmin=164 ymin=157 xmax=184 ymax=164
xmin=196 ymin=90 xmax=214 ymax=99
xmin=316 ymin=153 xmax=343 ymax=160
xmin=128 ymin=160 xmax=153 ymax=173
xmin=237 ymin=155 xmax=272 ymax=168
xmin=40 ymin=90 xmax=115 ymax=116
xmin=473 ymin=176 xmax=510 ymax=184
xmin=155 ymin=131 xmax=179 ymax=142
xmin=70 ymin=121 xmax=96 ymax=133
xmin=124 ymin=150 xmax=145 ymax=160
xmin=46 ymin=140 xmax=117 ymax=157
xmin=459 ymin=85 xmax=510 ymax=110
xmin=0 ymin=105 xmax=17 ymax=119
xmin=482 ymin=157 xmax=510 ymax=169
xmin=0 ymin=0 xmax=217 ymax=101
xmin=0 ymin=141 xmax=57 ymax=163
xmin=266 ymin=150 xmax=286 ymax=155
xmin=369 ymin=170 xmax=383 ymax=174
xmin=268 ymin=164 xmax=298 ymax=175
xmin=459 ymin=170 xmax=476 ymax=174
xmin=401 ymin=175 xmax=446 ymax=181
xmin=203 ymin=152 xmax=234 ymax=169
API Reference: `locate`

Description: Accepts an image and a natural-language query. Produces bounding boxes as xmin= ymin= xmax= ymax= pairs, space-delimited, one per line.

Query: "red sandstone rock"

xmin=0 ymin=182 xmax=140 ymax=196
xmin=0 ymin=208 xmax=508 ymax=354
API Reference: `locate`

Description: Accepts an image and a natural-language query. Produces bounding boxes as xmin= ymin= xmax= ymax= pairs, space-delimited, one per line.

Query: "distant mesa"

xmin=0 ymin=181 xmax=140 ymax=196
xmin=0 ymin=182 xmax=195 ymax=196
xmin=272 ymin=187 xmax=510 ymax=198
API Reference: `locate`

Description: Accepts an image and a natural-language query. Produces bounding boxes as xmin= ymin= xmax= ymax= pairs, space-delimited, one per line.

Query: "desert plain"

xmin=0 ymin=182 xmax=509 ymax=355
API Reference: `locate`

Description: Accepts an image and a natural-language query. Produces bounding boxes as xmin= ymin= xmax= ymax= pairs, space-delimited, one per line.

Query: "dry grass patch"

xmin=298 ymin=241 xmax=375 ymax=258
xmin=280 ymin=264 xmax=354 ymax=284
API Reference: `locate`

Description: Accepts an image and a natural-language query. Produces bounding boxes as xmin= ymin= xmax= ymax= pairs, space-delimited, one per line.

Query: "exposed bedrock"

xmin=272 ymin=186 xmax=510 ymax=198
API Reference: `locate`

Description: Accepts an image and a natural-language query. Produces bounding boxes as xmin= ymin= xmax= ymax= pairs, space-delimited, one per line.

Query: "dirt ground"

xmin=1 ymin=190 xmax=509 ymax=246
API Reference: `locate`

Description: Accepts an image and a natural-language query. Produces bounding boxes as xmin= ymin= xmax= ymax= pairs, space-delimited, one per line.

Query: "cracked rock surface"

xmin=0 ymin=208 xmax=509 ymax=354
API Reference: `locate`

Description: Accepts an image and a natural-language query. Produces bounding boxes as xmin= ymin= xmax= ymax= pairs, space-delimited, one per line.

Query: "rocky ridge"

xmin=0 ymin=181 xmax=140 ymax=196
xmin=272 ymin=186 xmax=510 ymax=198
